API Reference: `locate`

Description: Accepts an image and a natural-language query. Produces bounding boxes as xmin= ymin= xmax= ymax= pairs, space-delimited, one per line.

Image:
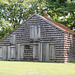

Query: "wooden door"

xmin=0 ymin=47 xmax=2 ymax=60
xmin=42 ymin=43 xmax=55 ymax=61
xmin=17 ymin=44 xmax=24 ymax=60
xmin=2 ymin=46 xmax=7 ymax=60
xmin=49 ymin=45 xmax=55 ymax=59
xmin=7 ymin=46 xmax=11 ymax=60
xmin=33 ymin=43 xmax=41 ymax=61
xmin=42 ymin=43 xmax=49 ymax=61
xmin=11 ymin=46 xmax=16 ymax=59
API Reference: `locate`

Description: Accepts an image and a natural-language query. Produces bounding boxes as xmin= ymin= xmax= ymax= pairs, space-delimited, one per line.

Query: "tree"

xmin=59 ymin=1 xmax=75 ymax=29
xmin=45 ymin=0 xmax=75 ymax=30
xmin=0 ymin=0 xmax=75 ymax=40
xmin=0 ymin=20 xmax=13 ymax=40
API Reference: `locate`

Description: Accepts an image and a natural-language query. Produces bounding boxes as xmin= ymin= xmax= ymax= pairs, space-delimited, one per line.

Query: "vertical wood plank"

xmin=38 ymin=25 xmax=40 ymax=38
xmin=2 ymin=46 xmax=7 ymax=60
xmin=49 ymin=45 xmax=55 ymax=59
xmin=10 ymin=35 xmax=13 ymax=44
xmin=33 ymin=45 xmax=36 ymax=58
xmin=30 ymin=26 xmax=34 ymax=38
xmin=11 ymin=46 xmax=15 ymax=59
xmin=30 ymin=26 xmax=32 ymax=38
xmin=46 ymin=43 xmax=49 ymax=61
xmin=33 ymin=43 xmax=41 ymax=61
xmin=10 ymin=35 xmax=16 ymax=44
xmin=42 ymin=43 xmax=46 ymax=61
xmin=17 ymin=44 xmax=21 ymax=60
xmin=34 ymin=26 xmax=37 ymax=39
xmin=52 ymin=45 xmax=55 ymax=59
xmin=20 ymin=46 xmax=24 ymax=59
xmin=49 ymin=45 xmax=52 ymax=59
xmin=38 ymin=43 xmax=41 ymax=61
xmin=40 ymin=43 xmax=42 ymax=61
xmin=0 ymin=47 xmax=2 ymax=59
xmin=8 ymin=46 xmax=11 ymax=60
xmin=36 ymin=45 xmax=38 ymax=58
xmin=13 ymin=35 xmax=16 ymax=44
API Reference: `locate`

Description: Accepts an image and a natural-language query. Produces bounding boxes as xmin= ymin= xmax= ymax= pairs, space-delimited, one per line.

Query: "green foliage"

xmin=0 ymin=0 xmax=75 ymax=40
xmin=45 ymin=0 xmax=75 ymax=29
xmin=0 ymin=20 xmax=13 ymax=40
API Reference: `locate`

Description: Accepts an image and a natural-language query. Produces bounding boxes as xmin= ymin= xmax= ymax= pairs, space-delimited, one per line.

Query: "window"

xmin=25 ymin=45 xmax=30 ymax=49
xmin=30 ymin=25 xmax=40 ymax=39
xmin=10 ymin=35 xmax=16 ymax=44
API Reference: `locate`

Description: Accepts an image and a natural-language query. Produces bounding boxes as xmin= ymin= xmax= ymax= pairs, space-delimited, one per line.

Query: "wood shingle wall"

xmin=0 ymin=14 xmax=75 ymax=62
xmin=70 ymin=35 xmax=75 ymax=61
xmin=64 ymin=32 xmax=75 ymax=62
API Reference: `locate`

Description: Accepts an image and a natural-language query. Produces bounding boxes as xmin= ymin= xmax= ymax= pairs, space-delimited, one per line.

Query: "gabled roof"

xmin=36 ymin=14 xmax=75 ymax=35
xmin=0 ymin=14 xmax=75 ymax=43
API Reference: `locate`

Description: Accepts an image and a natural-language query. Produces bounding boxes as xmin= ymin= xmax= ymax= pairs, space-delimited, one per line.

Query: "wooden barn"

xmin=0 ymin=14 xmax=75 ymax=62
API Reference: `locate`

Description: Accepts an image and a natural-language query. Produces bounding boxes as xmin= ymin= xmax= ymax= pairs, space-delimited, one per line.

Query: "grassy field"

xmin=0 ymin=61 xmax=75 ymax=75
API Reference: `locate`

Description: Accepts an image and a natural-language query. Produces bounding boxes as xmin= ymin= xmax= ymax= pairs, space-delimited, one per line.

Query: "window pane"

xmin=25 ymin=45 xmax=30 ymax=49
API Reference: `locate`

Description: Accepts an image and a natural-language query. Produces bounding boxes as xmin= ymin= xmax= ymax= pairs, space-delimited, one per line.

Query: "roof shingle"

xmin=38 ymin=14 xmax=75 ymax=35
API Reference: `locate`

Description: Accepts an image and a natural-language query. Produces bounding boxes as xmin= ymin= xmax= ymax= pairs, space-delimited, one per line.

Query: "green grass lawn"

xmin=0 ymin=61 xmax=75 ymax=75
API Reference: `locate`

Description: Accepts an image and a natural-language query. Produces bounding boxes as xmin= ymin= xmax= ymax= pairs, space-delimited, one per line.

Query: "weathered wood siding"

xmin=0 ymin=14 xmax=74 ymax=62
xmin=7 ymin=46 xmax=11 ymax=60
xmin=0 ymin=47 xmax=2 ymax=60
xmin=64 ymin=32 xmax=75 ymax=62
xmin=69 ymin=35 xmax=75 ymax=62
xmin=72 ymin=35 xmax=75 ymax=61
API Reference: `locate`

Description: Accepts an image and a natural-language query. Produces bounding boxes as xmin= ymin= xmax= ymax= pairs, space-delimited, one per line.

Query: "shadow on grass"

xmin=69 ymin=62 xmax=75 ymax=64
xmin=1 ymin=60 xmax=52 ymax=63
xmin=1 ymin=60 xmax=65 ymax=64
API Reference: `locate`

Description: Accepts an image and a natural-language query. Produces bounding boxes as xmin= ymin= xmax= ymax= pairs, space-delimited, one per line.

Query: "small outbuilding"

xmin=0 ymin=14 xmax=75 ymax=62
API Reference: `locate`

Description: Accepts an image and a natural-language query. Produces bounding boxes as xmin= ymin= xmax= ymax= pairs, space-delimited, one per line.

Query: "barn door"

xmin=49 ymin=45 xmax=55 ymax=59
xmin=42 ymin=43 xmax=55 ymax=61
xmin=7 ymin=46 xmax=11 ymax=60
xmin=33 ymin=43 xmax=41 ymax=61
xmin=17 ymin=44 xmax=24 ymax=60
xmin=0 ymin=47 xmax=2 ymax=60
xmin=11 ymin=46 xmax=16 ymax=59
xmin=2 ymin=46 xmax=7 ymax=60
xmin=42 ymin=43 xmax=49 ymax=61
xmin=7 ymin=45 xmax=16 ymax=60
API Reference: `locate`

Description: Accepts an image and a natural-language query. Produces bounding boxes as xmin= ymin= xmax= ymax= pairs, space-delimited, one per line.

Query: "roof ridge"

xmin=0 ymin=14 xmax=75 ymax=43
xmin=37 ymin=14 xmax=75 ymax=35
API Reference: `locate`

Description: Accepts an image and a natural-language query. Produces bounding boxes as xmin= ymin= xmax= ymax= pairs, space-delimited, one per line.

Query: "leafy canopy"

xmin=0 ymin=0 xmax=75 ymax=40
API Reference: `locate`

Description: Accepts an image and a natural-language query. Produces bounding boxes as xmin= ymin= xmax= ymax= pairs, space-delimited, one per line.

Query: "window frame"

xmin=24 ymin=45 xmax=30 ymax=49
xmin=30 ymin=25 xmax=40 ymax=39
